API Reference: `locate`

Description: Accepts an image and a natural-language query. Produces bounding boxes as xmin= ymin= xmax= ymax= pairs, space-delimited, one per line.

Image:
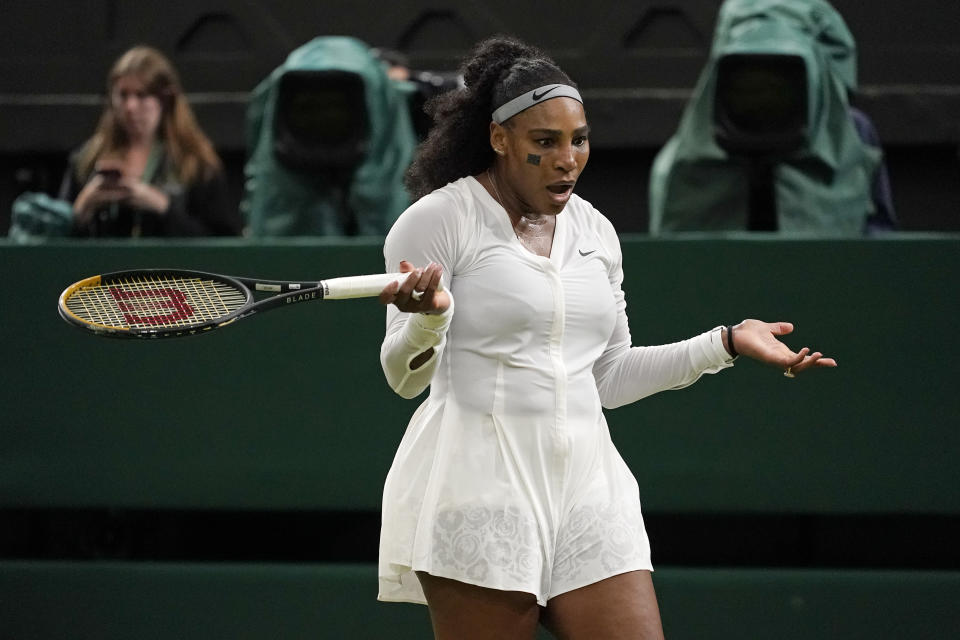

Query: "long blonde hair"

xmin=77 ymin=45 xmax=221 ymax=184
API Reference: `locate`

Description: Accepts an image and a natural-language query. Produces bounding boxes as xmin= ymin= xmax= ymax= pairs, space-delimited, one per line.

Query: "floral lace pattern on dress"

xmin=431 ymin=505 xmax=542 ymax=588
xmin=429 ymin=500 xmax=647 ymax=598
xmin=551 ymin=501 xmax=647 ymax=593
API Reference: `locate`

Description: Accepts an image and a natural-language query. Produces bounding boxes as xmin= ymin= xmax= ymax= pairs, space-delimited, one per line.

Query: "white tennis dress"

xmin=378 ymin=177 xmax=733 ymax=605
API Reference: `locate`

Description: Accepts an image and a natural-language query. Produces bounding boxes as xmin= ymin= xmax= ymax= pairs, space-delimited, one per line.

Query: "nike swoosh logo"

xmin=532 ymin=85 xmax=560 ymax=101
xmin=579 ymin=249 xmax=596 ymax=256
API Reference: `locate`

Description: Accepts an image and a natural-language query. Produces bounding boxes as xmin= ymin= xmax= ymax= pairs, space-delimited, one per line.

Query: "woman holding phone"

xmin=59 ymin=45 xmax=240 ymax=237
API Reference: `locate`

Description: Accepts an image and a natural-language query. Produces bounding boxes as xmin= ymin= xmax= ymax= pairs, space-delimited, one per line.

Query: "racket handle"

xmin=321 ymin=272 xmax=445 ymax=300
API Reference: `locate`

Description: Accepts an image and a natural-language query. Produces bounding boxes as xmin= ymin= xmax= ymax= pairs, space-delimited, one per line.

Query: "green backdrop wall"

xmin=2 ymin=235 xmax=958 ymax=514
xmin=3 ymin=562 xmax=958 ymax=640
xmin=3 ymin=236 xmax=959 ymax=639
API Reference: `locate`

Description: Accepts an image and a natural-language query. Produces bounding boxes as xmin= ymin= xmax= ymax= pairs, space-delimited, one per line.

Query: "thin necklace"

xmin=487 ymin=168 xmax=522 ymax=242
xmin=487 ymin=168 xmax=505 ymax=210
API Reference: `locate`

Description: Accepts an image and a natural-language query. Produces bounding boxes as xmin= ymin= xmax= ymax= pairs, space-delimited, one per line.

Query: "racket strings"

xmin=65 ymin=275 xmax=247 ymax=330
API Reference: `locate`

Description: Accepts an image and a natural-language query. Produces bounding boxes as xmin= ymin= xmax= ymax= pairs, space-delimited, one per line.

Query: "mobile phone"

xmin=97 ymin=168 xmax=122 ymax=182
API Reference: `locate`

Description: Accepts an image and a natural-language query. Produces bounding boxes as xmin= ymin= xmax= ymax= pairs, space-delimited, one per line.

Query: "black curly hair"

xmin=404 ymin=35 xmax=576 ymax=200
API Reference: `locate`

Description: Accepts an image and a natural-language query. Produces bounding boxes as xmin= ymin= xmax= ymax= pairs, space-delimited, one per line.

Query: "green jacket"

xmin=243 ymin=36 xmax=418 ymax=236
xmin=649 ymin=0 xmax=881 ymax=235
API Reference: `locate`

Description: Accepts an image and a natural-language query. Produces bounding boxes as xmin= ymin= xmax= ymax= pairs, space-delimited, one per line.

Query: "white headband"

xmin=491 ymin=84 xmax=583 ymax=124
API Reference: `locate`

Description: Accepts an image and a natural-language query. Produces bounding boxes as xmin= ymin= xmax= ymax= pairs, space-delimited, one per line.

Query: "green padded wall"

xmin=2 ymin=562 xmax=958 ymax=639
xmin=2 ymin=236 xmax=958 ymax=513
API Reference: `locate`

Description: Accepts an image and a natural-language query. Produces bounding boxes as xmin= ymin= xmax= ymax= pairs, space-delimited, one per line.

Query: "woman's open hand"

xmin=730 ymin=320 xmax=837 ymax=376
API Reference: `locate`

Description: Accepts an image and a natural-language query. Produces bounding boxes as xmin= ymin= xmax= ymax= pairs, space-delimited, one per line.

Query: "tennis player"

xmin=377 ymin=35 xmax=836 ymax=640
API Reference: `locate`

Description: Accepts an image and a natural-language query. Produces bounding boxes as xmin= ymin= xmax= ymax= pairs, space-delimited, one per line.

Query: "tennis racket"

xmin=58 ymin=268 xmax=424 ymax=339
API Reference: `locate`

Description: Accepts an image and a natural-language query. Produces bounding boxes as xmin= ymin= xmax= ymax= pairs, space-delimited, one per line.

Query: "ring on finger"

xmin=784 ymin=366 xmax=795 ymax=378
xmin=410 ymin=290 xmax=424 ymax=301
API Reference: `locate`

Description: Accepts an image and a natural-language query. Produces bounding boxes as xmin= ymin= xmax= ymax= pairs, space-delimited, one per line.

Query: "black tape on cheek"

xmin=526 ymin=154 xmax=541 ymax=166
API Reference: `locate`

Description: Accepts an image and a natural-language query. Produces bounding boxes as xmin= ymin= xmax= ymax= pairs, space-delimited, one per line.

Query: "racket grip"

xmin=321 ymin=272 xmax=444 ymax=300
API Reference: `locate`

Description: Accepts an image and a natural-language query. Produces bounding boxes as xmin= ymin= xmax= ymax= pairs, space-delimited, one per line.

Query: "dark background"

xmin=0 ymin=0 xmax=958 ymax=235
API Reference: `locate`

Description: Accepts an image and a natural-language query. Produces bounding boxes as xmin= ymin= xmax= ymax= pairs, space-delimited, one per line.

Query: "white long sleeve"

xmin=380 ymin=297 xmax=454 ymax=398
xmin=594 ymin=326 xmax=734 ymax=409
xmin=591 ymin=216 xmax=734 ymax=409
xmin=379 ymin=188 xmax=461 ymax=398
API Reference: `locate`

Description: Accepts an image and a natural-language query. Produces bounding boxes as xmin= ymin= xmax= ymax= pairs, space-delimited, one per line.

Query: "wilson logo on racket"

xmin=109 ymin=287 xmax=195 ymax=326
